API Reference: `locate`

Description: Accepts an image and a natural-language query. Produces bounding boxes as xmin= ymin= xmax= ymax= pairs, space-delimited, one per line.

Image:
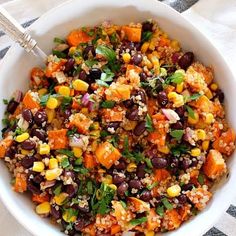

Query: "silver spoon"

xmin=0 ymin=6 xmax=47 ymax=61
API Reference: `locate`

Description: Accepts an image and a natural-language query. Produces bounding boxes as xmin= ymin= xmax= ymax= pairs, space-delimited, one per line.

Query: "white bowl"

xmin=0 ymin=0 xmax=235 ymax=235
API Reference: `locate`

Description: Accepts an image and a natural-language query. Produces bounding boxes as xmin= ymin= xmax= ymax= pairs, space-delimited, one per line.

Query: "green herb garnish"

xmin=52 ymin=50 xmax=67 ymax=58
xmin=130 ymin=217 xmax=147 ymax=226
xmin=101 ymin=100 xmax=115 ymax=108
xmin=187 ymin=93 xmax=202 ymax=101
xmin=161 ymin=198 xmax=173 ymax=210
xmin=142 ymin=31 xmax=153 ymax=42
xmin=40 ymin=94 xmax=50 ymax=106
xmin=73 ymin=166 xmax=89 ymax=174
xmin=198 ymin=173 xmax=205 ymax=185
xmin=165 ymin=72 xmax=184 ymax=85
xmin=85 ymin=59 xmax=99 ymax=67
xmin=100 ymin=130 xmax=110 ymax=138
xmin=54 ymin=37 xmax=65 ymax=44
xmin=147 ymin=182 xmax=158 ymax=190
xmin=61 ymin=96 xmax=72 ymax=111
xmin=96 ymin=45 xmax=116 ymax=62
xmin=171 ymin=144 xmax=189 ymax=156
xmin=87 ymin=181 xmax=93 ymax=195
xmin=57 ymin=149 xmax=74 ymax=158
xmin=120 ymin=200 xmax=127 ymax=209
xmin=2 ymin=99 xmax=8 ymax=105
xmin=145 ymin=114 xmax=154 ymax=132
xmin=170 ymin=129 xmax=184 ymax=141
xmin=67 ymin=127 xmax=77 ymax=137
xmin=61 ymin=157 xmax=70 ymax=168
xmin=15 ymin=127 xmax=25 ymax=135
xmin=156 ymin=205 xmax=165 ymax=217
xmin=185 ymin=105 xmax=195 ymax=119
xmin=53 ymin=184 xmax=62 ymax=196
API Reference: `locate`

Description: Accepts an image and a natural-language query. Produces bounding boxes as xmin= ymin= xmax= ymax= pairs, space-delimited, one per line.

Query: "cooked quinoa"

xmin=0 ymin=20 xmax=235 ymax=235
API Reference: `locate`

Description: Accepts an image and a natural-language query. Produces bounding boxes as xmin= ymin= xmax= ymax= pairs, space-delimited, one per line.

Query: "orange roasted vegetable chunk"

xmin=128 ymin=197 xmax=150 ymax=213
xmin=213 ymin=128 xmax=235 ymax=155
xmin=13 ymin=173 xmax=27 ymax=193
xmin=186 ymin=187 xmax=212 ymax=210
xmin=67 ymin=29 xmax=93 ymax=47
xmin=178 ymin=204 xmax=191 ymax=221
xmin=146 ymin=208 xmax=160 ymax=231
xmin=22 ymin=91 xmax=40 ymax=109
xmin=203 ymin=149 xmax=226 ymax=179
xmin=163 ymin=209 xmax=182 ymax=230
xmin=69 ymin=113 xmax=93 ymax=134
xmin=111 ymin=224 xmax=121 ymax=235
xmin=0 ymin=135 xmax=13 ymax=158
xmin=103 ymin=107 xmax=124 ymax=122
xmin=105 ymin=83 xmax=131 ymax=102
xmin=84 ymin=153 xmax=97 ymax=169
xmin=82 ymin=223 xmax=96 ymax=236
xmin=48 ymin=129 xmax=68 ymax=150
xmin=122 ymin=26 xmax=142 ymax=42
xmin=95 ymin=142 xmax=121 ymax=169
xmin=31 ymin=67 xmax=45 ymax=86
xmin=45 ymin=59 xmax=66 ymax=78
xmin=154 ymin=169 xmax=170 ymax=182
xmin=32 ymin=193 xmax=49 ymax=203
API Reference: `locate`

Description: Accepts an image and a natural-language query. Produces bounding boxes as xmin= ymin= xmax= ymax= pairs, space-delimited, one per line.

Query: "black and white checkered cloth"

xmin=0 ymin=0 xmax=235 ymax=235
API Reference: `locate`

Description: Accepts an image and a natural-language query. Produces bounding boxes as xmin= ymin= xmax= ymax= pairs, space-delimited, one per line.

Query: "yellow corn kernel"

xmin=58 ymin=86 xmax=70 ymax=97
xmin=167 ymin=184 xmax=181 ymax=198
xmin=196 ymin=129 xmax=206 ymax=141
xmin=90 ymin=130 xmax=100 ymax=139
xmin=188 ymin=112 xmax=199 ymax=125
xmin=168 ymin=92 xmax=184 ymax=107
xmin=205 ymin=89 xmax=213 ymax=99
xmin=91 ymin=140 xmax=98 ymax=152
xmin=92 ymin=122 xmax=100 ymax=130
xmin=143 ymin=56 xmax=153 ymax=69
xmin=150 ymin=55 xmax=159 ymax=66
xmin=15 ymin=132 xmax=29 ymax=143
xmin=39 ymin=143 xmax=50 ymax=155
xmin=109 ymin=184 xmax=117 ymax=191
xmin=73 ymin=147 xmax=83 ymax=158
xmin=122 ymin=53 xmax=131 ymax=64
xmin=69 ymin=46 xmax=76 ymax=55
xmin=176 ymin=82 xmax=184 ymax=93
xmin=38 ymin=88 xmax=48 ymax=96
xmin=160 ymin=67 xmax=167 ymax=77
xmin=46 ymin=108 xmax=56 ymax=123
xmin=49 ymin=158 xmax=58 ymax=169
xmin=36 ymin=202 xmax=50 ymax=215
xmin=141 ymin=42 xmax=150 ymax=53
xmin=168 ymin=92 xmax=178 ymax=100
xmin=102 ymin=175 xmax=113 ymax=185
xmin=145 ymin=231 xmax=154 ymax=236
xmin=123 ymin=120 xmax=137 ymax=131
xmin=46 ymin=97 xmax=58 ymax=109
xmin=210 ymin=83 xmax=218 ymax=91
xmin=32 ymin=161 xmax=45 ymax=172
xmin=63 ymin=211 xmax=76 ymax=223
xmin=54 ymin=193 xmax=68 ymax=205
xmin=80 ymin=107 xmax=89 ymax=115
xmin=98 ymin=168 xmax=106 ymax=174
xmin=175 ymin=69 xmax=186 ymax=75
xmin=158 ymin=145 xmax=170 ymax=154
xmin=202 ymin=140 xmax=210 ymax=151
xmin=72 ymin=79 xmax=89 ymax=92
xmin=170 ymin=40 xmax=180 ymax=51
xmin=205 ymin=113 xmax=214 ymax=124
xmin=21 ymin=149 xmax=31 ymax=155
xmin=149 ymin=41 xmax=156 ymax=51
xmin=56 ymin=154 xmax=67 ymax=163
xmin=127 ymin=163 xmax=137 ymax=172
xmin=45 ymin=168 xmax=62 ymax=181
xmin=191 ymin=148 xmax=201 ymax=157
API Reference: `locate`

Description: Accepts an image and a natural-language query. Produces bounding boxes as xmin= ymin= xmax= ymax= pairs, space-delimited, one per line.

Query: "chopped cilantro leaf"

xmin=142 ymin=31 xmax=153 ymax=42
xmin=145 ymin=114 xmax=154 ymax=132
xmin=52 ymin=50 xmax=67 ymax=58
xmin=185 ymin=105 xmax=195 ymax=119
xmin=156 ymin=205 xmax=165 ymax=217
xmin=161 ymin=198 xmax=173 ymax=210
xmin=165 ymin=72 xmax=184 ymax=85
xmin=2 ymin=99 xmax=8 ymax=105
xmin=40 ymin=94 xmax=50 ymax=106
xmin=61 ymin=157 xmax=70 ymax=168
xmin=96 ymin=45 xmax=116 ymax=62
xmin=130 ymin=217 xmax=147 ymax=226
xmin=53 ymin=184 xmax=62 ymax=196
xmin=170 ymin=129 xmax=184 ymax=141
xmin=101 ymin=100 xmax=115 ymax=108
xmin=57 ymin=149 xmax=74 ymax=158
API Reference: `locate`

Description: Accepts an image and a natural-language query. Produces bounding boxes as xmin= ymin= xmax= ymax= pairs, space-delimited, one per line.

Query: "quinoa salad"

xmin=0 ymin=20 xmax=235 ymax=236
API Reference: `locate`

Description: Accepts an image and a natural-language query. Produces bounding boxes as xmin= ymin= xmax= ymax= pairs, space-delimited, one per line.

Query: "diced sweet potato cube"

xmin=83 ymin=153 xmax=97 ymax=169
xmin=154 ymin=169 xmax=170 ymax=182
xmin=105 ymin=83 xmax=131 ymax=102
xmin=22 ymin=91 xmax=40 ymax=109
xmin=203 ymin=149 xmax=227 ymax=179
xmin=146 ymin=208 xmax=161 ymax=231
xmin=48 ymin=129 xmax=68 ymax=150
xmin=190 ymin=95 xmax=213 ymax=113
xmin=128 ymin=197 xmax=150 ymax=213
xmin=67 ymin=29 xmax=93 ymax=47
xmin=0 ymin=135 xmax=13 ymax=158
xmin=163 ymin=209 xmax=182 ymax=230
xmin=213 ymin=128 xmax=235 ymax=156
xmin=45 ymin=59 xmax=66 ymax=78
xmin=13 ymin=173 xmax=27 ymax=193
xmin=69 ymin=113 xmax=93 ymax=134
xmin=103 ymin=107 xmax=124 ymax=122
xmin=95 ymin=142 xmax=121 ymax=169
xmin=178 ymin=204 xmax=191 ymax=221
xmin=110 ymin=224 xmax=121 ymax=235
xmin=121 ymin=26 xmax=142 ymax=42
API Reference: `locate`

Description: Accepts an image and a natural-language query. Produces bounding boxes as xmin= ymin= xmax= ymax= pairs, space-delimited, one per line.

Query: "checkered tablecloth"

xmin=0 ymin=0 xmax=236 ymax=235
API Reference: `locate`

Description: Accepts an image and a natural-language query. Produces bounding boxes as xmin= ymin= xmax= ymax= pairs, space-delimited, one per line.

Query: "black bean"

xmin=64 ymin=58 xmax=75 ymax=73
xmin=22 ymin=109 xmax=33 ymax=124
xmin=21 ymin=156 xmax=35 ymax=168
xmin=63 ymin=170 xmax=76 ymax=180
xmin=181 ymin=159 xmax=191 ymax=171
xmin=182 ymin=183 xmax=194 ymax=191
xmin=27 ymin=181 xmax=41 ymax=194
xmin=31 ymin=128 xmax=47 ymax=142
xmin=63 ymin=108 xmax=72 ymax=119
xmin=136 ymin=163 xmax=146 ymax=178
xmin=117 ymin=182 xmax=128 ymax=197
xmin=120 ymin=41 xmax=135 ymax=52
xmin=113 ymin=174 xmax=126 ymax=185
xmin=82 ymin=45 xmax=95 ymax=60
xmin=135 ymin=232 xmax=145 ymax=236
xmin=152 ymin=157 xmax=168 ymax=169
xmin=170 ymin=157 xmax=179 ymax=168
xmin=129 ymin=179 xmax=142 ymax=190
xmin=7 ymin=100 xmax=19 ymax=114
xmin=216 ymin=89 xmax=224 ymax=103
xmin=157 ymin=91 xmax=168 ymax=107
xmin=132 ymin=53 xmax=143 ymax=65
xmin=33 ymin=174 xmax=44 ymax=184
xmin=175 ymin=106 xmax=185 ymax=118
xmin=79 ymin=70 xmax=88 ymax=81
xmin=21 ymin=140 xmax=36 ymax=150
xmin=133 ymin=121 xmax=146 ymax=136
xmin=178 ymin=52 xmax=194 ymax=70
xmin=5 ymin=146 xmax=17 ymax=158
xmin=140 ymin=190 xmax=152 ymax=202
xmin=65 ymin=184 xmax=76 ymax=198
xmin=126 ymin=107 xmax=139 ymax=121
xmin=136 ymin=90 xmax=147 ymax=103
xmin=123 ymin=99 xmax=134 ymax=108
xmin=88 ymin=68 xmax=102 ymax=81
xmin=34 ymin=110 xmax=47 ymax=126
xmin=178 ymin=194 xmax=188 ymax=204
xmin=107 ymin=122 xmax=120 ymax=131
xmin=142 ymin=21 xmax=153 ymax=32
xmin=74 ymin=218 xmax=85 ymax=232
xmin=139 ymin=72 xmax=147 ymax=82
xmin=191 ymin=158 xmax=198 ymax=167
xmin=171 ymin=121 xmax=183 ymax=130
xmin=50 ymin=206 xmax=61 ymax=220
xmin=114 ymin=160 xmax=126 ymax=170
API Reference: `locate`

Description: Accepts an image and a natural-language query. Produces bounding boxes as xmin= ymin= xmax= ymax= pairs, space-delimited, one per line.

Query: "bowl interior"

xmin=0 ymin=0 xmax=235 ymax=236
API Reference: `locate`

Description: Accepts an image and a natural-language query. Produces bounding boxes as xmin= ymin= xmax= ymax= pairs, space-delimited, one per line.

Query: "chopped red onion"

xmin=162 ymin=108 xmax=180 ymax=123
xmin=81 ymin=93 xmax=90 ymax=106
xmin=12 ymin=90 xmax=23 ymax=103
xmin=69 ymin=135 xmax=89 ymax=149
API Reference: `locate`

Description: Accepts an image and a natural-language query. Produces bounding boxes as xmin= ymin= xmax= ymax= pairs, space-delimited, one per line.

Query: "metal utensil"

xmin=0 ymin=6 xmax=47 ymax=61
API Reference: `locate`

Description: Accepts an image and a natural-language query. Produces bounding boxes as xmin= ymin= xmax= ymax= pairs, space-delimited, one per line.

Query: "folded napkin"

xmin=0 ymin=0 xmax=236 ymax=235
